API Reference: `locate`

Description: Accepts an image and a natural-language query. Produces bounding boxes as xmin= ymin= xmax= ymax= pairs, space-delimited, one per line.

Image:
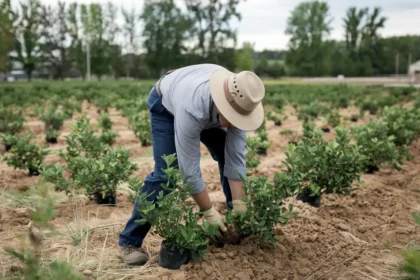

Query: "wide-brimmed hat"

xmin=209 ymin=70 xmax=265 ymax=131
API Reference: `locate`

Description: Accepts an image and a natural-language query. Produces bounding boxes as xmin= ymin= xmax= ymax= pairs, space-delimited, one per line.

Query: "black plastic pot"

xmin=46 ymin=137 xmax=57 ymax=144
xmin=274 ymin=120 xmax=282 ymax=126
xmin=296 ymin=188 xmax=321 ymax=208
xmin=366 ymin=165 xmax=379 ymax=174
xmin=350 ymin=116 xmax=358 ymax=123
xmin=5 ymin=144 xmax=12 ymax=152
xmin=256 ymin=147 xmax=267 ymax=155
xmin=288 ymin=141 xmax=298 ymax=146
xmin=93 ymin=191 xmax=117 ymax=206
xmin=141 ymin=140 xmax=150 ymax=146
xmin=321 ymin=128 xmax=330 ymax=133
xmin=28 ymin=167 xmax=40 ymax=176
xmin=159 ymin=241 xmax=190 ymax=270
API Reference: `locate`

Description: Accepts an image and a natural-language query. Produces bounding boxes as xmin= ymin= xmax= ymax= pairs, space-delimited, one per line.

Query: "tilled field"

xmin=1 ymin=102 xmax=419 ymax=280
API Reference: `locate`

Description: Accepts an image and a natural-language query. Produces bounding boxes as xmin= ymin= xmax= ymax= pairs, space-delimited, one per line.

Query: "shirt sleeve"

xmin=174 ymin=108 xmax=206 ymax=195
xmin=224 ymin=127 xmax=247 ymax=180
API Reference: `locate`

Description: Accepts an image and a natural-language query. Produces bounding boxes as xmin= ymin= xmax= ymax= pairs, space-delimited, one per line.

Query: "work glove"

xmin=201 ymin=206 xmax=227 ymax=233
xmin=232 ymin=200 xmax=247 ymax=216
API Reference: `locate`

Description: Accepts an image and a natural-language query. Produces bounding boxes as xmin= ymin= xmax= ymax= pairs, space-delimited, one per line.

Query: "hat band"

xmin=223 ymin=79 xmax=252 ymax=116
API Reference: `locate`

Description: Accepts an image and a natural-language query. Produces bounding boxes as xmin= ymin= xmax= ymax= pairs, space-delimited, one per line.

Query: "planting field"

xmin=0 ymin=82 xmax=420 ymax=279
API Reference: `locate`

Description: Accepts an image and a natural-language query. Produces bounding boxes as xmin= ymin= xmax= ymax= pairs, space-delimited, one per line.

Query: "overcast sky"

xmin=34 ymin=0 xmax=420 ymax=51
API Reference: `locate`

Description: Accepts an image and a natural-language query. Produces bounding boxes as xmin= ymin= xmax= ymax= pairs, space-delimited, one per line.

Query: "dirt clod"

xmin=235 ymin=271 xmax=251 ymax=280
xmin=297 ymin=267 xmax=311 ymax=276
xmin=242 ymin=244 xmax=254 ymax=254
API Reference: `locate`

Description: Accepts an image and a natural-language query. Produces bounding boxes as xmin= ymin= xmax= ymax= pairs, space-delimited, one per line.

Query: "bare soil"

xmin=0 ymin=104 xmax=419 ymax=280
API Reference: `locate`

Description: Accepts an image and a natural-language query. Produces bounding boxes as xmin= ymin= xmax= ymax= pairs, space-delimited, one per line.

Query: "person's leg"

xmin=119 ymin=87 xmax=177 ymax=249
xmin=200 ymin=128 xmax=232 ymax=208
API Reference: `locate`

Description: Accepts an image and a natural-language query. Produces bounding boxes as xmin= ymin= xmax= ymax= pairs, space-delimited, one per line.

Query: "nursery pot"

xmin=274 ymin=120 xmax=282 ymax=126
xmin=141 ymin=139 xmax=150 ymax=146
xmin=28 ymin=167 xmax=40 ymax=176
xmin=288 ymin=141 xmax=298 ymax=146
xmin=256 ymin=147 xmax=267 ymax=155
xmin=321 ymin=128 xmax=330 ymax=133
xmin=4 ymin=143 xmax=12 ymax=152
xmin=350 ymin=116 xmax=358 ymax=123
xmin=93 ymin=191 xmax=117 ymax=206
xmin=46 ymin=137 xmax=58 ymax=144
xmin=366 ymin=165 xmax=379 ymax=174
xmin=296 ymin=188 xmax=321 ymax=208
xmin=159 ymin=241 xmax=190 ymax=270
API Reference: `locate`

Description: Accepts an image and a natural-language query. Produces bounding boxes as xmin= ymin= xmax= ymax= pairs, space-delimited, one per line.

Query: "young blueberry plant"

xmin=352 ymin=120 xmax=405 ymax=173
xmin=4 ymin=134 xmax=49 ymax=176
xmin=42 ymin=147 xmax=137 ymax=200
xmin=246 ymin=136 xmax=261 ymax=171
xmin=0 ymin=107 xmax=25 ymax=135
xmin=225 ymin=173 xmax=298 ymax=246
xmin=327 ymin=109 xmax=341 ymax=128
xmin=98 ymin=113 xmax=119 ymax=146
xmin=1 ymin=133 xmax=18 ymax=151
xmin=382 ymin=106 xmax=420 ymax=147
xmin=297 ymin=102 xmax=329 ymax=123
xmin=279 ymin=129 xmax=300 ymax=145
xmin=136 ymin=154 xmax=217 ymax=260
xmin=61 ymin=116 xmax=108 ymax=160
xmin=128 ymin=110 xmax=152 ymax=146
xmin=40 ymin=106 xmax=67 ymax=143
xmin=255 ymin=120 xmax=270 ymax=155
xmin=283 ymin=124 xmax=364 ymax=205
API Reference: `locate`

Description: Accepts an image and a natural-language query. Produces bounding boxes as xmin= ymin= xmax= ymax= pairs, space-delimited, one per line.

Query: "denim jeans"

xmin=118 ymin=86 xmax=232 ymax=248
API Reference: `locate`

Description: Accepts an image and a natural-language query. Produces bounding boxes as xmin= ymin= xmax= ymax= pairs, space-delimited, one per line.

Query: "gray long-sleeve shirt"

xmin=159 ymin=64 xmax=247 ymax=194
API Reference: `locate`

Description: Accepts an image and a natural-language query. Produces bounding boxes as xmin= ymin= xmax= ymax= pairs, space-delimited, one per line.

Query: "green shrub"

xmin=352 ymin=120 xmax=404 ymax=171
xmin=266 ymin=111 xmax=281 ymax=124
xmin=99 ymin=113 xmax=113 ymax=131
xmin=1 ymin=133 xmax=19 ymax=148
xmin=327 ymin=109 xmax=341 ymax=127
xmin=359 ymin=99 xmax=379 ymax=115
xmin=62 ymin=116 xmax=107 ymax=160
xmin=389 ymin=86 xmax=417 ymax=101
xmin=382 ymin=107 xmax=420 ymax=147
xmin=74 ymin=147 xmax=138 ymax=198
xmin=128 ymin=110 xmax=152 ymax=146
xmin=4 ymin=135 xmax=49 ymax=172
xmin=99 ymin=130 xmax=118 ymax=146
xmin=332 ymin=96 xmax=349 ymax=109
xmin=136 ymin=154 xmax=217 ymax=259
xmin=279 ymin=129 xmax=297 ymax=136
xmin=283 ymin=124 xmax=364 ymax=195
xmin=226 ymin=174 xmax=297 ymax=246
xmin=61 ymin=97 xmax=82 ymax=119
xmin=297 ymin=102 xmax=329 ymax=122
xmin=0 ymin=107 xmax=25 ymax=135
xmin=40 ymin=107 xmax=67 ymax=132
xmin=98 ymin=113 xmax=119 ymax=146
xmin=246 ymin=136 xmax=261 ymax=170
xmin=42 ymin=147 xmax=137 ymax=197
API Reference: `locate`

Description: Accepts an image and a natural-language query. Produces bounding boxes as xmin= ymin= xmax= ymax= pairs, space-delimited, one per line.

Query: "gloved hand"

xmin=232 ymin=200 xmax=247 ymax=216
xmin=201 ymin=206 xmax=227 ymax=232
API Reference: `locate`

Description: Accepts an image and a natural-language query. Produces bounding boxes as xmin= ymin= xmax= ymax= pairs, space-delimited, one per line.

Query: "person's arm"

xmin=225 ymin=127 xmax=248 ymax=215
xmin=175 ymin=108 xmax=227 ymax=232
xmin=173 ymin=108 xmax=211 ymax=209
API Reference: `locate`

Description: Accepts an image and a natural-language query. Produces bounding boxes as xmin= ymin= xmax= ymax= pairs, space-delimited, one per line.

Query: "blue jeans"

xmin=118 ymin=87 xmax=232 ymax=248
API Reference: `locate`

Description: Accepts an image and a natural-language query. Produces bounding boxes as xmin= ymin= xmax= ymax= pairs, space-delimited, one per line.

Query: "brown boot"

xmin=119 ymin=246 xmax=149 ymax=266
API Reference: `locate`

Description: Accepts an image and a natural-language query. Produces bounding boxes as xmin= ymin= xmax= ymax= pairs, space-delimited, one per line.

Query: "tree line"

xmin=0 ymin=0 xmax=419 ymax=81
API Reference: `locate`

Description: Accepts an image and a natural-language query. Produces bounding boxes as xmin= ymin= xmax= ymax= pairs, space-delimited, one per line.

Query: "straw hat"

xmin=209 ymin=70 xmax=265 ymax=131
